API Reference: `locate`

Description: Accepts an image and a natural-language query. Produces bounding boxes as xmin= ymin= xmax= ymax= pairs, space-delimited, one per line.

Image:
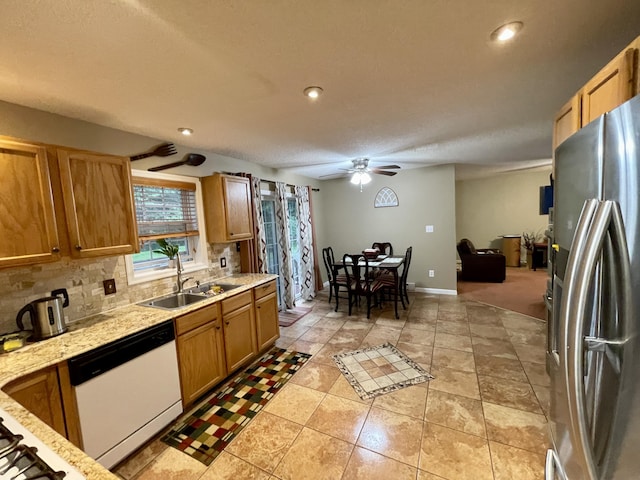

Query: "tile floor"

xmin=115 ymin=290 xmax=550 ymax=480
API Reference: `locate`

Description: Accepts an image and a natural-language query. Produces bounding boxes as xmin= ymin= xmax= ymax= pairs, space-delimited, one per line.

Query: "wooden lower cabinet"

xmin=3 ymin=365 xmax=67 ymax=439
xmin=223 ymin=302 xmax=258 ymax=372
xmin=254 ymin=281 xmax=280 ymax=351
xmin=175 ymin=303 xmax=226 ymax=407
xmin=177 ymin=322 xmax=226 ymax=406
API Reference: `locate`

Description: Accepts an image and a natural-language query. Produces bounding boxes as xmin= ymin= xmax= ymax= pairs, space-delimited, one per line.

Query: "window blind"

xmin=132 ymin=177 xmax=199 ymax=240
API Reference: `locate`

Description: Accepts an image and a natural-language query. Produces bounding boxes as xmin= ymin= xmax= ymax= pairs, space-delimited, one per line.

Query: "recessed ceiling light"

xmin=303 ymin=86 xmax=323 ymax=99
xmin=178 ymin=127 xmax=193 ymax=136
xmin=490 ymin=22 xmax=523 ymax=42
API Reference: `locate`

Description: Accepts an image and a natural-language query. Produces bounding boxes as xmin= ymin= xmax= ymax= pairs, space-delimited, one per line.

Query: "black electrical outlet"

xmin=220 ymin=257 xmax=227 ymax=268
xmin=103 ymin=279 xmax=117 ymax=295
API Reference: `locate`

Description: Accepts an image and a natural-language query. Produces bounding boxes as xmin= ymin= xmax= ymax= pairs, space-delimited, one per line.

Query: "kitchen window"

xmin=125 ymin=170 xmax=208 ymax=285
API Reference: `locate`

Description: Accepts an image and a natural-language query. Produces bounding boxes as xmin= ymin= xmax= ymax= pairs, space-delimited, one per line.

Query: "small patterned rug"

xmin=332 ymin=343 xmax=434 ymax=400
xmin=162 ymin=347 xmax=311 ymax=466
xmin=278 ymin=306 xmax=312 ymax=327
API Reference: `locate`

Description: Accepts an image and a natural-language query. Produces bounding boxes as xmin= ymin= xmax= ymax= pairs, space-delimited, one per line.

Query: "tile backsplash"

xmin=0 ymin=243 xmax=240 ymax=334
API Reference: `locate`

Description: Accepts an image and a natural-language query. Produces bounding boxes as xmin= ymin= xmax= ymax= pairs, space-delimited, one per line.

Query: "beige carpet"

xmin=457 ymin=267 xmax=548 ymax=320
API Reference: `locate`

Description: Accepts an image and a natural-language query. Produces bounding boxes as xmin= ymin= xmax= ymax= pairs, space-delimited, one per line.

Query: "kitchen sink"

xmin=186 ymin=283 xmax=242 ymax=295
xmin=140 ymin=292 xmax=209 ymax=310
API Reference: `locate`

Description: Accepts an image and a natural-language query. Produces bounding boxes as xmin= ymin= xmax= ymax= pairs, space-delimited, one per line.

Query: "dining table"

xmin=334 ymin=254 xmax=405 ymax=319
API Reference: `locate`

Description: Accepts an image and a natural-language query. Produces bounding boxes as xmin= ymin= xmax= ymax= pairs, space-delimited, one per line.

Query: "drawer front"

xmin=175 ymin=303 xmax=219 ymax=336
xmin=222 ymin=290 xmax=252 ymax=315
xmin=254 ymin=280 xmax=276 ymax=300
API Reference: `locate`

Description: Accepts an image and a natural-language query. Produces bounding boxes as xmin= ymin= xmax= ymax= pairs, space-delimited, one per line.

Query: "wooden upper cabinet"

xmin=581 ymin=47 xmax=636 ymax=126
xmin=552 ymin=94 xmax=581 ymax=153
xmin=0 ymin=138 xmax=61 ymax=268
xmin=57 ymin=149 xmax=139 ymax=258
xmin=202 ymin=173 xmax=253 ymax=243
xmin=552 ymin=35 xmax=639 ymax=165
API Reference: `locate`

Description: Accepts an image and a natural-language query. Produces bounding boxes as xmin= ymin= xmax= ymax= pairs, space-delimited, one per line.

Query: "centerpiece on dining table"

xmin=363 ymin=248 xmax=380 ymax=259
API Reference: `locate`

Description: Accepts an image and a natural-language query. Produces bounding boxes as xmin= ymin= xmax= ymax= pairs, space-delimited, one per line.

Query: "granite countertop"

xmin=0 ymin=273 xmax=277 ymax=479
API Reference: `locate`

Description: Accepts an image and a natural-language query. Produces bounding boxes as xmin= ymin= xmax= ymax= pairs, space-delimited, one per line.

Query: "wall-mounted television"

xmin=540 ymin=185 xmax=553 ymax=215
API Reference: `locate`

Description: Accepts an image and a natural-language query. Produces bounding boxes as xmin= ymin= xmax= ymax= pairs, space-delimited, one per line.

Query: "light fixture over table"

xmin=350 ymin=171 xmax=372 ymax=185
xmin=350 ymin=159 xmax=372 ymax=192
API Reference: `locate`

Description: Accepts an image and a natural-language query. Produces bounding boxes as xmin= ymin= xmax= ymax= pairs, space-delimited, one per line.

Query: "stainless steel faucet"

xmin=175 ymin=252 xmax=193 ymax=293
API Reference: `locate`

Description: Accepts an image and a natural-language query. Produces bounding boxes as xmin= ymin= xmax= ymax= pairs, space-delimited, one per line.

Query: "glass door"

xmin=260 ymin=193 xmax=303 ymax=309
xmin=287 ymin=198 xmax=302 ymax=301
xmin=261 ymin=199 xmax=282 ymax=307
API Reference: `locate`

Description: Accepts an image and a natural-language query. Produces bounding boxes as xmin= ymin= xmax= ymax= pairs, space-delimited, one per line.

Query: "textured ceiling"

xmin=1 ymin=1 xmax=639 ymax=178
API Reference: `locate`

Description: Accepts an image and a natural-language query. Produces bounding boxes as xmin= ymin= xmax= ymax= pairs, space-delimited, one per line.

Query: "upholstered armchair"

xmin=457 ymin=238 xmax=506 ymax=283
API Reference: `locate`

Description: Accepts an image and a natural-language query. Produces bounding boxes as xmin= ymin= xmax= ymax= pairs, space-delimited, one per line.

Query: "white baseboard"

xmin=415 ymin=287 xmax=457 ymax=296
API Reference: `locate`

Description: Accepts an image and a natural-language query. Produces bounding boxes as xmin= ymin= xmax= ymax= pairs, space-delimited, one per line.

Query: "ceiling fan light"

xmin=350 ymin=171 xmax=372 ymax=185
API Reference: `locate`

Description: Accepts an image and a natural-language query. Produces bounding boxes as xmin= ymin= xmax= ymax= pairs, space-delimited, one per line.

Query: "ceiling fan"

xmin=320 ymin=159 xmax=401 ymax=188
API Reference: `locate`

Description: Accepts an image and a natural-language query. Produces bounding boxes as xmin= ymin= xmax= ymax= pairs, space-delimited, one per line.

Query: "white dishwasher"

xmin=68 ymin=320 xmax=182 ymax=470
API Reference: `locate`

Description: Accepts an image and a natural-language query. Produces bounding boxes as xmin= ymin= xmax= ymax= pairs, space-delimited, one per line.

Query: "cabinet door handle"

xmin=225 ymin=321 xmax=230 ymax=326
xmin=51 ymin=247 xmax=60 ymax=253
xmin=75 ymin=244 xmax=83 ymax=250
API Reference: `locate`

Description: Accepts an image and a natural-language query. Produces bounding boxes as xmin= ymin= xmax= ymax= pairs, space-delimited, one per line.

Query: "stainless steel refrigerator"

xmin=547 ymin=94 xmax=640 ymax=479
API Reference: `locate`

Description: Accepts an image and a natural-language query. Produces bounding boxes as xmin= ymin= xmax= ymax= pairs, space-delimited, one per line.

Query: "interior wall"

xmin=455 ymin=167 xmax=552 ymax=262
xmin=321 ymin=164 xmax=457 ymax=292
xmin=0 ymin=100 xmax=325 ymax=330
xmin=0 ymin=100 xmax=319 ymax=188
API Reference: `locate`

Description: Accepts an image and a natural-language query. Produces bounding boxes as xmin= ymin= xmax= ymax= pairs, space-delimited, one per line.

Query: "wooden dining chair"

xmin=371 ymin=242 xmax=393 ymax=256
xmin=399 ymin=246 xmax=413 ymax=307
xmin=322 ymin=247 xmax=348 ymax=307
xmin=377 ymin=246 xmax=412 ymax=310
xmin=341 ymin=253 xmax=385 ymax=318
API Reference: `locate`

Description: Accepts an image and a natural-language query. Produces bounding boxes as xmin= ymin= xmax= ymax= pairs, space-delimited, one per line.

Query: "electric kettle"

xmin=16 ymin=288 xmax=69 ymax=340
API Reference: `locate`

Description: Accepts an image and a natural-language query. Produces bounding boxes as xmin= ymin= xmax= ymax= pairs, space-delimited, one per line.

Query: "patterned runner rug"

xmin=162 ymin=347 xmax=311 ymax=466
xmin=278 ymin=306 xmax=312 ymax=327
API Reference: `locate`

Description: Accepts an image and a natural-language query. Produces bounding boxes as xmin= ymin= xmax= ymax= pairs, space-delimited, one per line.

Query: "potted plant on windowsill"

xmin=522 ymin=231 xmax=540 ymax=269
xmin=154 ymin=238 xmax=180 ymax=268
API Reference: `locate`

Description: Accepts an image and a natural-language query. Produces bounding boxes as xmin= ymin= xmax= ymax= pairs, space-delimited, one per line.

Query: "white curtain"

xmin=275 ymin=182 xmax=295 ymax=309
xmin=295 ymin=185 xmax=315 ymax=300
xmin=251 ymin=177 xmax=268 ymax=273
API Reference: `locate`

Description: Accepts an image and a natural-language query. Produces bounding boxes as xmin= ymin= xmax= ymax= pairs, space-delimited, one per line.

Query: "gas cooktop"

xmin=0 ymin=408 xmax=85 ymax=479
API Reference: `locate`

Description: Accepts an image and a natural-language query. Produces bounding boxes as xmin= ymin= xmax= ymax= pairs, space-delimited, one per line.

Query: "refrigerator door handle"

xmin=546 ymin=448 xmax=568 ymax=480
xmin=584 ymin=336 xmax=628 ymax=352
xmin=565 ymin=200 xmax=631 ymax=479
xmin=559 ymin=198 xmax=599 ymax=362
